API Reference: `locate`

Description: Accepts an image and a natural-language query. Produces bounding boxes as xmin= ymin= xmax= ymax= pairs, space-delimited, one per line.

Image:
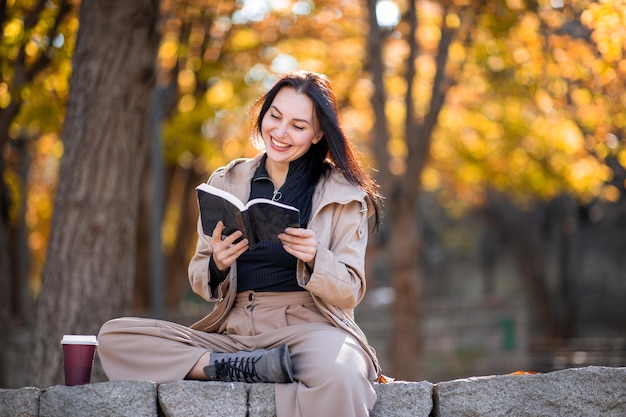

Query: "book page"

xmin=196 ymin=183 xmax=246 ymax=211
xmin=245 ymin=197 xmax=300 ymax=213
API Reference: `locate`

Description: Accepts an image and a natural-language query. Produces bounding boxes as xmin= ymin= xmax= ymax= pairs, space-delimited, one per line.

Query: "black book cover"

xmin=196 ymin=183 xmax=300 ymax=250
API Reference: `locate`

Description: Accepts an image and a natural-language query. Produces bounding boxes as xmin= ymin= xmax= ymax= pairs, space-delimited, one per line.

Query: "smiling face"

xmin=261 ymin=87 xmax=321 ymax=170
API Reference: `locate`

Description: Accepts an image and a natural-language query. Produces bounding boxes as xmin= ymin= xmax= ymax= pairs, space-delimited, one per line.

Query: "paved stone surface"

xmin=158 ymin=381 xmax=248 ymax=417
xmin=248 ymin=383 xmax=276 ymax=417
xmin=39 ymin=381 xmax=157 ymax=417
xmin=2 ymin=366 xmax=624 ymax=417
xmin=0 ymin=387 xmax=40 ymax=417
xmin=434 ymin=366 xmax=626 ymax=417
xmin=372 ymin=381 xmax=433 ymax=417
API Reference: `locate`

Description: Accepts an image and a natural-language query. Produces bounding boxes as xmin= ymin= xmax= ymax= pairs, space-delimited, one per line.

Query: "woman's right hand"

xmin=210 ymin=221 xmax=249 ymax=272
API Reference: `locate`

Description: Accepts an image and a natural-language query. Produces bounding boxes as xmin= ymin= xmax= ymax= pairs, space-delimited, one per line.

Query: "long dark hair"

xmin=250 ymin=70 xmax=383 ymax=230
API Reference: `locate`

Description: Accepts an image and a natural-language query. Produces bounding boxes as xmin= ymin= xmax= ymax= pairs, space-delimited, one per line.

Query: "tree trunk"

xmin=555 ymin=196 xmax=579 ymax=339
xmin=389 ymin=196 xmax=422 ymax=380
xmin=165 ymin=166 xmax=206 ymax=309
xmin=0 ymin=2 xmax=73 ymax=386
xmin=482 ymin=191 xmax=561 ymax=338
xmin=29 ymin=0 xmax=160 ymax=388
xmin=0 ymin=192 xmax=10 ymax=387
xmin=132 ymin=164 xmax=151 ymax=312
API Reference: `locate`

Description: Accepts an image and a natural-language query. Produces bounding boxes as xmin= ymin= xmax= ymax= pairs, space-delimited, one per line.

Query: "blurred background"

xmin=1 ymin=0 xmax=625 ymax=388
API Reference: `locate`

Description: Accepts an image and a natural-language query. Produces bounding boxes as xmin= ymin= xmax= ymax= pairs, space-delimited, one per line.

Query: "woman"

xmin=98 ymin=70 xmax=384 ymax=417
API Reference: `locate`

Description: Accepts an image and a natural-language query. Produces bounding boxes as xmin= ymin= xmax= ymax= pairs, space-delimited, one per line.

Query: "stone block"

xmin=434 ymin=366 xmax=626 ymax=417
xmin=158 ymin=381 xmax=248 ymax=417
xmin=248 ymin=383 xmax=276 ymax=417
xmin=39 ymin=381 xmax=157 ymax=417
xmin=158 ymin=380 xmax=435 ymax=417
xmin=3 ymin=366 xmax=624 ymax=417
xmin=0 ymin=387 xmax=40 ymax=417
xmin=371 ymin=381 xmax=434 ymax=417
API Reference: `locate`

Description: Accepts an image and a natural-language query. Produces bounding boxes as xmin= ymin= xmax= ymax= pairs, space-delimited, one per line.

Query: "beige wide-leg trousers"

xmin=98 ymin=290 xmax=378 ymax=417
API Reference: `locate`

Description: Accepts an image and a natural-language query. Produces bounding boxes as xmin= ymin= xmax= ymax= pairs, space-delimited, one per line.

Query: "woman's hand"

xmin=279 ymin=227 xmax=317 ymax=264
xmin=210 ymin=221 xmax=248 ymax=272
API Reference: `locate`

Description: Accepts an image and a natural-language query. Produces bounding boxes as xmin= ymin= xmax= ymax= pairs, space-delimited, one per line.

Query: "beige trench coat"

xmin=187 ymin=153 xmax=381 ymax=378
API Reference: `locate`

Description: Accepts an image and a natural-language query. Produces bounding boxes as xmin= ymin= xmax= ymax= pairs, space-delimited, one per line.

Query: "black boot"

xmin=203 ymin=344 xmax=294 ymax=383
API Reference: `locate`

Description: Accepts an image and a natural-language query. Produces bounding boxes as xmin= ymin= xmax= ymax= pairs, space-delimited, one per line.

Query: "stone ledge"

xmin=0 ymin=366 xmax=623 ymax=417
xmin=433 ymin=366 xmax=626 ymax=417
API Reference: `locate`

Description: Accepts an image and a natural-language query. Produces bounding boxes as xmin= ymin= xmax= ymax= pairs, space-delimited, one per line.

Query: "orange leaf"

xmin=377 ymin=374 xmax=395 ymax=383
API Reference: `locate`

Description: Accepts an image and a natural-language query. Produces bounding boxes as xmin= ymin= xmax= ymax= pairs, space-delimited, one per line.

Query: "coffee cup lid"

xmin=61 ymin=335 xmax=98 ymax=345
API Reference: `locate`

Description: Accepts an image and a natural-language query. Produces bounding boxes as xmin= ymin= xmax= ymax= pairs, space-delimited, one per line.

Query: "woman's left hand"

xmin=279 ymin=227 xmax=317 ymax=263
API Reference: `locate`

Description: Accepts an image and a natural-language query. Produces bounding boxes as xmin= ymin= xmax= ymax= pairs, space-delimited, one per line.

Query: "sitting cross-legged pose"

xmin=98 ymin=70 xmax=384 ymax=417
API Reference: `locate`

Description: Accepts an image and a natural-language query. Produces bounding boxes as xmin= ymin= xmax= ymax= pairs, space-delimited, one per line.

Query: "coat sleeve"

xmin=187 ymin=168 xmax=233 ymax=302
xmin=187 ymin=217 xmax=230 ymax=301
xmin=298 ymin=198 xmax=369 ymax=309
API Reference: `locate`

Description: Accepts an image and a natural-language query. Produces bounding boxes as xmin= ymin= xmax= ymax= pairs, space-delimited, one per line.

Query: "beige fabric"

xmin=98 ymin=154 xmax=382 ymax=416
xmin=98 ymin=291 xmax=377 ymax=417
xmin=187 ymin=154 xmax=381 ymax=376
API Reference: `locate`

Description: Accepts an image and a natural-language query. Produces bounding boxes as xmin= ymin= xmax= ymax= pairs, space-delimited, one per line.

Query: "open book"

xmin=196 ymin=183 xmax=300 ymax=250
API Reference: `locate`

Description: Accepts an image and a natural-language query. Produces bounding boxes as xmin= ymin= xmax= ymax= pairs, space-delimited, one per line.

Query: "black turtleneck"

xmin=210 ymin=152 xmax=327 ymax=293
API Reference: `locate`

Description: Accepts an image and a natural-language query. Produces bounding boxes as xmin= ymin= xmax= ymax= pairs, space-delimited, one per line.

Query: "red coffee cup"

xmin=61 ymin=335 xmax=98 ymax=386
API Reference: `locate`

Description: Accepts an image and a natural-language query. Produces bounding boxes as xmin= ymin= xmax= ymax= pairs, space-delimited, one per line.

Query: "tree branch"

xmin=365 ymin=0 xmax=392 ymax=194
xmin=25 ymin=0 xmax=72 ymax=81
xmin=0 ymin=0 xmax=8 ymax=31
xmin=403 ymin=0 xmax=419 ymax=194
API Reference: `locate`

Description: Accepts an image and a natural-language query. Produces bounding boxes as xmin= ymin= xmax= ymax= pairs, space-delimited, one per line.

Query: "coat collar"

xmin=216 ymin=153 xmax=371 ymax=216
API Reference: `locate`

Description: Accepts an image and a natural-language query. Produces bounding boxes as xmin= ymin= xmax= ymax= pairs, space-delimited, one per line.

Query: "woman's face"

xmin=261 ymin=87 xmax=321 ymax=166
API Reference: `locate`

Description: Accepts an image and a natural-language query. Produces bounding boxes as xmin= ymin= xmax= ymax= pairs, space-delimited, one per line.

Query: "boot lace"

xmin=215 ymin=355 xmax=262 ymax=383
